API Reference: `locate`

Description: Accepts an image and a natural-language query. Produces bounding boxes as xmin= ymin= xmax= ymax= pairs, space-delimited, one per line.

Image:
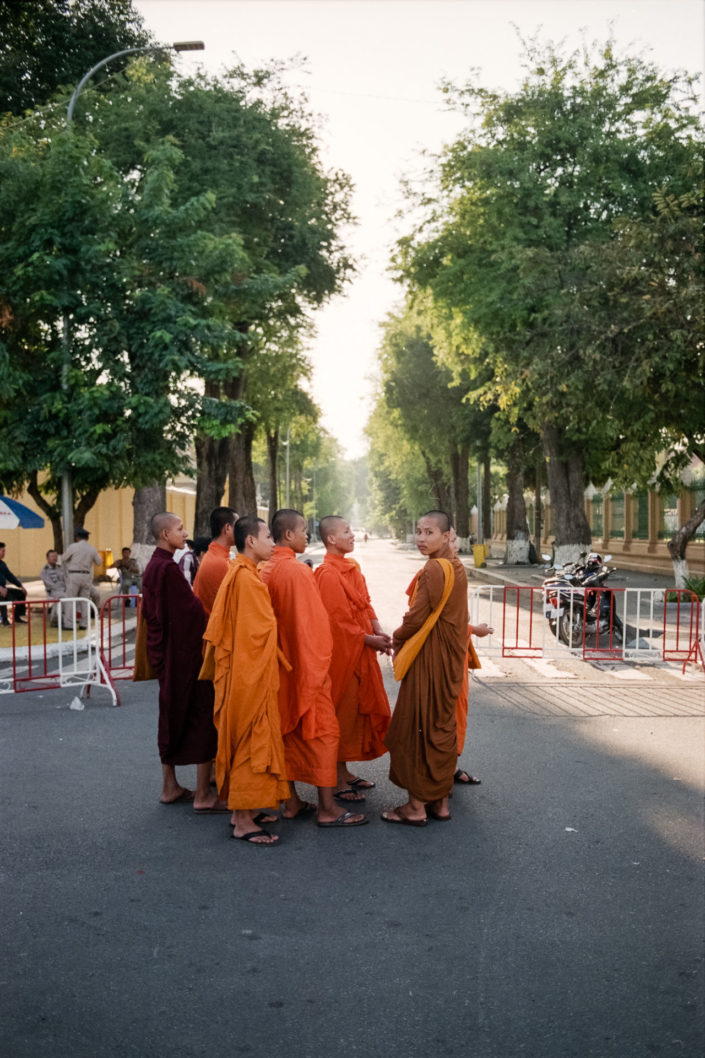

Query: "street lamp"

xmin=60 ymin=40 xmax=204 ymax=546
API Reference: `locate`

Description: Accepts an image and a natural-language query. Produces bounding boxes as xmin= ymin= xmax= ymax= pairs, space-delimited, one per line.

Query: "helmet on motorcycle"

xmin=586 ymin=552 xmax=602 ymax=566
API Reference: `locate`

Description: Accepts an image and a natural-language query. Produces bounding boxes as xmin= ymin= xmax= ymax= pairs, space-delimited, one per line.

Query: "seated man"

xmin=0 ymin=542 xmax=27 ymax=625
xmin=110 ymin=547 xmax=142 ymax=605
xmin=40 ymin=549 xmax=69 ymax=627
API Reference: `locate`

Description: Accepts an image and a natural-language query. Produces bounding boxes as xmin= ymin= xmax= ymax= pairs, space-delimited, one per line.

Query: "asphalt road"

xmin=1 ymin=539 xmax=703 ymax=1058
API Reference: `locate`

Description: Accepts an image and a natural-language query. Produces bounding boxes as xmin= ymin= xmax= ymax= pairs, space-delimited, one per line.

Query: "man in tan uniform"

xmin=61 ymin=528 xmax=102 ymax=628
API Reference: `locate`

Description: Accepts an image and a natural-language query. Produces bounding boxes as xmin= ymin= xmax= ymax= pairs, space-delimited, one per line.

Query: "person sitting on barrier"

xmin=0 ymin=542 xmax=28 ymax=625
xmin=110 ymin=547 xmax=142 ymax=605
xmin=60 ymin=528 xmax=101 ymax=629
xmin=141 ymin=511 xmax=226 ymax=812
xmin=40 ymin=549 xmax=70 ymax=628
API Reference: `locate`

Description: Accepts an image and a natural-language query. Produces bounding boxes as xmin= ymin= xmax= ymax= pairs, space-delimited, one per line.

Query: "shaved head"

xmin=420 ymin=509 xmax=451 ymax=533
xmin=271 ymin=508 xmax=304 ymax=544
xmin=319 ymin=515 xmax=345 ymax=546
xmin=150 ymin=512 xmax=180 ymax=541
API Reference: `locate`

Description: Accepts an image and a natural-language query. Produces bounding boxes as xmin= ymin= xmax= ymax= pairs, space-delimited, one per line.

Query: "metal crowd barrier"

xmin=468 ymin=584 xmax=704 ymax=673
xmin=0 ymin=595 xmax=143 ymax=705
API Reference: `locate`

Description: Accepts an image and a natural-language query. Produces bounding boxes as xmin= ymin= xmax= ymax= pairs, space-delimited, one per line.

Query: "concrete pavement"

xmin=1 ymin=539 xmax=703 ymax=1057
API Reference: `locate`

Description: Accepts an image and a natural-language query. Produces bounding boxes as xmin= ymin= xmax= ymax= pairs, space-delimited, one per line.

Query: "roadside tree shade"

xmin=0 ymin=497 xmax=45 ymax=529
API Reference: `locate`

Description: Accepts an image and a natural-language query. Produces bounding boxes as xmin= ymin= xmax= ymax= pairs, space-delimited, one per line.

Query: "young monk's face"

xmin=163 ymin=518 xmax=187 ymax=554
xmin=251 ymin=523 xmax=274 ymax=564
xmin=329 ymin=520 xmax=355 ymax=555
xmin=286 ymin=516 xmax=309 ymax=555
xmin=415 ymin=516 xmax=450 ymax=558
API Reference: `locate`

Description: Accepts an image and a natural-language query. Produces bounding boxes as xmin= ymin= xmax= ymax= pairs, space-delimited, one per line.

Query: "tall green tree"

xmin=396 ymin=35 xmax=703 ymax=563
xmin=0 ymin=0 xmax=152 ymax=115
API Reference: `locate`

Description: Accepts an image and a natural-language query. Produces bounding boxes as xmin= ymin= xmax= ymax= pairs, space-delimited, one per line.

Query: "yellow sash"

xmin=393 ymin=558 xmax=454 ymax=681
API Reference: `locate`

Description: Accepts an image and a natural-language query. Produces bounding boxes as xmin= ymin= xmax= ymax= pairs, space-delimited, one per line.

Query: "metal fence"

xmin=468 ymin=584 xmax=704 ymax=673
xmin=0 ymin=595 xmax=143 ymax=704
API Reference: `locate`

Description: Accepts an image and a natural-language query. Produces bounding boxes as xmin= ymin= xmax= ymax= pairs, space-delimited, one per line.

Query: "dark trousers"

xmin=1 ymin=587 xmax=27 ymax=622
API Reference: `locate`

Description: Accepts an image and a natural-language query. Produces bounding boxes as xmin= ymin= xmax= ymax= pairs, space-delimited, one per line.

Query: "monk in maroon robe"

xmin=141 ymin=512 xmax=225 ymax=811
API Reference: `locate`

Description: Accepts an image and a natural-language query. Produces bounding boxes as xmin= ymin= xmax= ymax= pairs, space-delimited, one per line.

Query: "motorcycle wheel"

xmin=558 ymin=610 xmax=583 ymax=647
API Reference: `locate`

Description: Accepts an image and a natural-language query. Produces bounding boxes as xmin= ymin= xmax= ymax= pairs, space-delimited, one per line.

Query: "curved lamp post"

xmin=60 ymin=40 xmax=204 ymax=547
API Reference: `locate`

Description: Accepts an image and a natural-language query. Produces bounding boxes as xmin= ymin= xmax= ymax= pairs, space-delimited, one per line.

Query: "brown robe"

xmin=141 ymin=546 xmax=217 ymax=766
xmin=385 ymin=555 xmax=468 ymax=801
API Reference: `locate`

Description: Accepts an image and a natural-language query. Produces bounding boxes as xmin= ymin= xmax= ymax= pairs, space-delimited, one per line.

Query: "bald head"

xmin=421 ymin=509 xmax=451 ymax=533
xmin=319 ymin=515 xmax=345 ymax=546
xmin=271 ymin=508 xmax=304 ymax=544
xmin=150 ymin=512 xmax=180 ymax=541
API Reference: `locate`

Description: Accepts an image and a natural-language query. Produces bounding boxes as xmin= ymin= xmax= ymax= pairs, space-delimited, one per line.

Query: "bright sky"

xmin=135 ymin=0 xmax=705 ymax=458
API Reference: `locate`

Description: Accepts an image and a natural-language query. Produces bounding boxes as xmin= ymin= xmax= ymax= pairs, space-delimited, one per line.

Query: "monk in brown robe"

xmin=201 ymin=516 xmax=290 ymax=846
xmin=259 ymin=509 xmax=367 ymax=828
xmin=314 ymin=516 xmax=392 ymax=798
xmin=448 ymin=528 xmax=492 ymax=786
xmin=193 ymin=506 xmax=238 ymax=616
xmin=141 ymin=512 xmax=225 ymax=812
xmin=382 ymin=510 xmax=468 ymax=826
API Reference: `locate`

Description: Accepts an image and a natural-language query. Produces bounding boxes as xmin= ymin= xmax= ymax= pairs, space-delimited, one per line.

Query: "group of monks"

xmin=140 ymin=505 xmax=491 ymax=846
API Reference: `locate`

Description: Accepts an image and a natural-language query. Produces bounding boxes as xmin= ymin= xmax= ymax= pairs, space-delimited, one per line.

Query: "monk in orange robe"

xmin=193 ymin=506 xmax=238 ymax=616
xmin=382 ymin=510 xmax=469 ymax=826
xmin=314 ymin=516 xmax=392 ymax=798
xmin=259 ymin=509 xmax=367 ymax=828
xmin=201 ymin=516 xmax=290 ymax=846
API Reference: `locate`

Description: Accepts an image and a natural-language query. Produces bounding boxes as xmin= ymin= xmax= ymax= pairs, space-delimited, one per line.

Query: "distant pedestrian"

xmin=109 ymin=547 xmax=142 ymax=604
xmin=0 ymin=542 xmax=27 ymax=624
xmin=141 ymin=512 xmax=226 ymax=812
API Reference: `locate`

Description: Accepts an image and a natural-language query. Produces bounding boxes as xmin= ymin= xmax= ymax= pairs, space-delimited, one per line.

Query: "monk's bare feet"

xmin=317 ymin=807 xmax=367 ymax=826
xmin=381 ymin=803 xmax=427 ymax=826
xmin=159 ymin=786 xmax=194 ymax=805
xmin=334 ymin=787 xmax=365 ymax=803
xmin=426 ymin=798 xmax=451 ymax=822
xmin=232 ymin=810 xmax=280 ymax=844
xmin=193 ymin=795 xmax=229 ymax=813
xmin=281 ymin=794 xmax=315 ymax=819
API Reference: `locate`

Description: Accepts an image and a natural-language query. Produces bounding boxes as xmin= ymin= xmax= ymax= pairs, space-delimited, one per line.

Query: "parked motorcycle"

xmin=541 ymin=552 xmax=624 ymax=647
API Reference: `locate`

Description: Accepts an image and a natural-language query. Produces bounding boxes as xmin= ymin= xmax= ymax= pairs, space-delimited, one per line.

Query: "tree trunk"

xmin=266 ymin=428 xmax=279 ymax=516
xmin=482 ymin=455 xmax=492 ymax=542
xmin=504 ymin=459 xmax=530 ymax=564
xmin=542 ymin=423 xmax=591 ymax=565
xmin=228 ymin=419 xmax=257 ymax=514
xmin=132 ymin=482 xmax=166 ymax=570
xmin=74 ymin=487 xmax=101 ymax=534
xmin=534 ymin=455 xmax=543 ymax=555
xmin=422 ymin=452 xmax=452 ymax=513
xmin=451 ymin=443 xmax=470 ymax=545
xmin=194 ymin=433 xmax=230 ymax=536
xmin=667 ymin=496 xmax=705 ymax=587
xmin=26 ymin=472 xmax=63 ymax=552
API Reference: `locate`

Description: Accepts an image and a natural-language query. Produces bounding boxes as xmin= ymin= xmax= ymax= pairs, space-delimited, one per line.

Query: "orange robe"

xmin=259 ymin=546 xmax=339 ymax=787
xmin=406 ymin=571 xmax=469 ymax=755
xmin=193 ymin=540 xmax=231 ymax=616
xmin=314 ymin=552 xmax=390 ymax=761
xmin=201 ymin=554 xmax=290 ymax=810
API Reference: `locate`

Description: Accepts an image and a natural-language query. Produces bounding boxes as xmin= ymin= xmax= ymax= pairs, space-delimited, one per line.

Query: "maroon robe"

xmin=141 ymin=546 xmax=217 ymax=766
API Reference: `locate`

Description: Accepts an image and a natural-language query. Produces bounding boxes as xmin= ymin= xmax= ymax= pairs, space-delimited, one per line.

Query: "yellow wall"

xmin=3 ymin=486 xmax=196 ymax=579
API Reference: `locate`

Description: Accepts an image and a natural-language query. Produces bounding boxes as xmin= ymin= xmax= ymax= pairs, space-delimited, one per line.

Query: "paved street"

xmin=1 ymin=538 xmax=703 ymax=1057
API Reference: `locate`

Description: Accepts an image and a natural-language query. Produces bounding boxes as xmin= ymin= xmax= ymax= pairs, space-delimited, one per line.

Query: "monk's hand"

xmin=367 ymin=633 xmax=392 ymax=654
xmin=472 ymin=623 xmax=493 ymax=637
